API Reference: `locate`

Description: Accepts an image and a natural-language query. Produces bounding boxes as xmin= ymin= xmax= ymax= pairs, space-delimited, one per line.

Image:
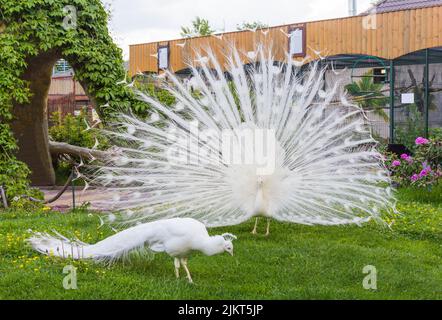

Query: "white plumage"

xmin=28 ymin=218 xmax=236 ymax=283
xmin=86 ymin=44 xmax=396 ymax=234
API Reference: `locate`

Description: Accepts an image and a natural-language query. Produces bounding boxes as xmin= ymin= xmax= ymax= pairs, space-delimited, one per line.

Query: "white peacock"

xmin=85 ymin=44 xmax=396 ymax=235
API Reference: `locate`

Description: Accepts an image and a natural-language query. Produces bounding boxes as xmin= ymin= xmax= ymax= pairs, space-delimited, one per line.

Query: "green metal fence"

xmin=321 ymin=47 xmax=442 ymax=147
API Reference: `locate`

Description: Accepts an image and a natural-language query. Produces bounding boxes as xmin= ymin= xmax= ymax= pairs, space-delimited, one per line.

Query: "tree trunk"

xmin=10 ymin=50 xmax=60 ymax=186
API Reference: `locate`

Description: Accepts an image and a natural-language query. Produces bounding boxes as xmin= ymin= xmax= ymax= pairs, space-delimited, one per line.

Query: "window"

xmin=53 ymin=59 xmax=73 ymax=75
xmin=158 ymin=45 xmax=169 ymax=70
xmin=288 ymin=25 xmax=306 ymax=57
xmin=373 ymin=67 xmax=388 ymax=84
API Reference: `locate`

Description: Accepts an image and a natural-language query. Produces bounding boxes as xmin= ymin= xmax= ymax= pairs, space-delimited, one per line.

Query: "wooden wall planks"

xmin=129 ymin=7 xmax=442 ymax=76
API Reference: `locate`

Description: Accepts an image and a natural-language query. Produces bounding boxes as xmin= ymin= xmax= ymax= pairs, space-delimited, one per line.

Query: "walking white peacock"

xmin=83 ymin=44 xmax=396 ymax=234
xmin=28 ymin=218 xmax=237 ymax=283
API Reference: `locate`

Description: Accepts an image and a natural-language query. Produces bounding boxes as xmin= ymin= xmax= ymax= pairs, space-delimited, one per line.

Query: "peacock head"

xmin=221 ymin=233 xmax=237 ymax=256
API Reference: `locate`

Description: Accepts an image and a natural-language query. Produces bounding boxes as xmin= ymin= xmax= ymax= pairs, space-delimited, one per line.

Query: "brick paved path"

xmin=39 ymin=187 xmax=114 ymax=212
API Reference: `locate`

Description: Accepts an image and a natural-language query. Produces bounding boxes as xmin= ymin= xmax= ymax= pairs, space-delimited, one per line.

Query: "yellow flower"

xmin=42 ymin=206 xmax=51 ymax=211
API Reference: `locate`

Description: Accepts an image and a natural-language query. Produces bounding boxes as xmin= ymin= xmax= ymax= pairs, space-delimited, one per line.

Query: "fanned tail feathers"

xmin=83 ymin=43 xmax=397 ymax=227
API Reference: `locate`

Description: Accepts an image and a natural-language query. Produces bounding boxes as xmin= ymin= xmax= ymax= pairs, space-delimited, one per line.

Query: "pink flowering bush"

xmin=392 ymin=160 xmax=401 ymax=167
xmin=386 ymin=137 xmax=442 ymax=188
xmin=415 ymin=137 xmax=429 ymax=145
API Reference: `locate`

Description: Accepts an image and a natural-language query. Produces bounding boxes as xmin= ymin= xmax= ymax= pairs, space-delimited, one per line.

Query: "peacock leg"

xmin=174 ymin=258 xmax=180 ymax=278
xmin=251 ymin=217 xmax=259 ymax=234
xmin=265 ymin=218 xmax=271 ymax=236
xmin=181 ymin=258 xmax=193 ymax=283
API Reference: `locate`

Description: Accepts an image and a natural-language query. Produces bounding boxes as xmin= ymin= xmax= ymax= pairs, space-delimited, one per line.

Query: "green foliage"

xmin=430 ymin=127 xmax=442 ymax=141
xmin=132 ymin=77 xmax=176 ymax=110
xmin=180 ymin=17 xmax=215 ymax=38
xmin=49 ymin=109 xmax=108 ymax=186
xmin=345 ymin=70 xmax=389 ymax=121
xmin=395 ymin=104 xmax=425 ymax=151
xmin=415 ymin=139 xmax=442 ymax=171
xmin=385 ymin=137 xmax=442 ymax=188
xmin=395 ymin=69 xmax=439 ymax=150
xmin=237 ymin=21 xmax=269 ymax=31
xmin=0 ymin=0 xmax=144 ymax=201
xmin=0 ymin=154 xmax=36 ymax=204
xmin=49 ymin=110 xmax=107 ymax=149
xmin=143 ymin=83 xmax=176 ymax=108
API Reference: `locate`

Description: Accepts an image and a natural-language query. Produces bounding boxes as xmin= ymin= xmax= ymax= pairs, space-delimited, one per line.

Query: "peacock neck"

xmin=196 ymin=236 xmax=224 ymax=256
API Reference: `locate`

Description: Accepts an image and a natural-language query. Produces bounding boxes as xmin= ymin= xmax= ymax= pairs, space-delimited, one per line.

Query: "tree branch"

xmin=49 ymin=141 xmax=109 ymax=161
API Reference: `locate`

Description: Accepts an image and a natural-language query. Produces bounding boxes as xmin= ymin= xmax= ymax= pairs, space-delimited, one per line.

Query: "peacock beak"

xmin=229 ymin=250 xmax=234 ymax=256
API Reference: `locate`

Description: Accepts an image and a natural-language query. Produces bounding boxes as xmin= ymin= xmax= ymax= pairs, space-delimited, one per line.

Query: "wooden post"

xmin=389 ymin=60 xmax=395 ymax=144
xmin=58 ymin=105 xmax=62 ymax=124
xmin=424 ymin=48 xmax=430 ymax=138
xmin=71 ymin=167 xmax=76 ymax=210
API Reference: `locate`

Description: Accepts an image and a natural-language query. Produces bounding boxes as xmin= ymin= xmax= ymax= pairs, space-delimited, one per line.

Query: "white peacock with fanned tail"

xmin=86 ymin=44 xmax=397 ymax=234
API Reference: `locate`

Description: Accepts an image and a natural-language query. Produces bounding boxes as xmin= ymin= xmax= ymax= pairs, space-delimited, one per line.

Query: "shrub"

xmin=430 ymin=127 xmax=442 ymax=141
xmin=49 ymin=109 xmax=109 ymax=185
xmin=386 ymin=136 xmax=442 ymax=188
xmin=395 ymin=104 xmax=425 ymax=151
xmin=49 ymin=109 xmax=108 ymax=150
xmin=133 ymin=80 xmax=176 ymax=108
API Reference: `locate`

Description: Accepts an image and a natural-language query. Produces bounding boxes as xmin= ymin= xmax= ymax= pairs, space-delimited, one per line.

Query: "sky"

xmin=101 ymin=0 xmax=374 ymax=59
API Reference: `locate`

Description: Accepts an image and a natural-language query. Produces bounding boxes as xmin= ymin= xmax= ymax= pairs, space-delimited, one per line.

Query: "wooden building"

xmin=47 ymin=70 xmax=94 ymax=123
xmin=129 ymin=0 xmax=442 ymax=143
xmin=129 ymin=0 xmax=442 ymax=76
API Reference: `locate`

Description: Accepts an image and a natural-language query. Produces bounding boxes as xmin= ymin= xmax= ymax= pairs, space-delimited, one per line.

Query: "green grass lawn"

xmin=0 ymin=186 xmax=441 ymax=300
